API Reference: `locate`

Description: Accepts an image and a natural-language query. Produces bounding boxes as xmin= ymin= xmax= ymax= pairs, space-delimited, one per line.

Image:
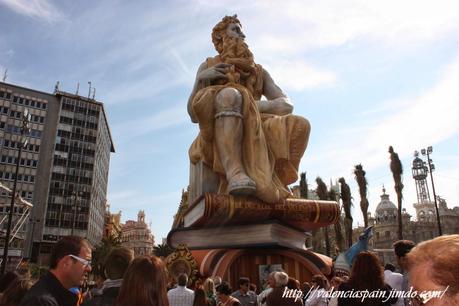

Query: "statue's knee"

xmin=300 ymin=117 xmax=311 ymax=134
xmin=215 ymin=88 xmax=243 ymax=118
xmin=290 ymin=116 xmax=311 ymax=136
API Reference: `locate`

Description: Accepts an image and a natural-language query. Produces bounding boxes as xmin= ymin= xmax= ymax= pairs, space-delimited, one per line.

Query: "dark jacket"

xmin=81 ymin=286 xmax=120 ymax=306
xmin=19 ymin=271 xmax=78 ymax=306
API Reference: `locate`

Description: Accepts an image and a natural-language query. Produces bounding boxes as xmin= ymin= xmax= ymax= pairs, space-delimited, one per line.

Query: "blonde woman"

xmin=407 ymin=235 xmax=459 ymax=306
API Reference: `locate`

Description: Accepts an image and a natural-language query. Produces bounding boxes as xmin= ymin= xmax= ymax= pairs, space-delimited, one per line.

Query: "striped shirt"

xmin=168 ymin=286 xmax=195 ymax=306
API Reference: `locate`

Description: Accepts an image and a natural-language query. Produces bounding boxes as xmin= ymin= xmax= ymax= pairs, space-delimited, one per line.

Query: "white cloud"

xmin=112 ymin=105 xmax=189 ymax=141
xmin=263 ymin=58 xmax=337 ymax=91
xmin=301 ymin=56 xmax=459 ymax=227
xmin=0 ymin=0 xmax=63 ymax=23
xmin=248 ymin=0 xmax=459 ymax=52
xmin=363 ymin=56 xmax=459 ymax=162
xmin=183 ymin=1 xmax=459 ymax=92
xmin=307 ymin=56 xmax=459 ymax=175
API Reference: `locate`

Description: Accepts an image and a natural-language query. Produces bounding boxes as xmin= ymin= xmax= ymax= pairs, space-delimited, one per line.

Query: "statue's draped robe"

xmin=189 ymin=56 xmax=309 ymax=204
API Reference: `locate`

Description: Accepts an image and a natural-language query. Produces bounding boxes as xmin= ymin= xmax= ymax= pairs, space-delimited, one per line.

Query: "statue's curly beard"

xmin=219 ymin=35 xmax=259 ymax=90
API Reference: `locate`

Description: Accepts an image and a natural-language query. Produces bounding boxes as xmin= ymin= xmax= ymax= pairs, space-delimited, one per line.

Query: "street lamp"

xmin=26 ymin=218 xmax=40 ymax=260
xmin=421 ymin=146 xmax=442 ymax=236
xmin=1 ymin=109 xmax=31 ymax=274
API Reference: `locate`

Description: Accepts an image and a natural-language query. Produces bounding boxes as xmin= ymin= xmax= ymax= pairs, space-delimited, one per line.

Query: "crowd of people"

xmin=0 ymin=234 xmax=458 ymax=306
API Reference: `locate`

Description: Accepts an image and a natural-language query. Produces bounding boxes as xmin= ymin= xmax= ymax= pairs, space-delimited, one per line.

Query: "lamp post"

xmin=421 ymin=146 xmax=442 ymax=236
xmin=27 ymin=218 xmax=40 ymax=260
xmin=1 ymin=109 xmax=31 ymax=274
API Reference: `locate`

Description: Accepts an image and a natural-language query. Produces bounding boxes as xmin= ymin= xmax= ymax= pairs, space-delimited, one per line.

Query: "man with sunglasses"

xmin=20 ymin=236 xmax=92 ymax=306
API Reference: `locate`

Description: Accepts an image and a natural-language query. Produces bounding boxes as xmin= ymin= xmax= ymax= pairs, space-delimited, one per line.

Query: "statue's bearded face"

xmin=221 ymin=24 xmax=253 ymax=63
xmin=226 ymin=23 xmax=245 ymax=40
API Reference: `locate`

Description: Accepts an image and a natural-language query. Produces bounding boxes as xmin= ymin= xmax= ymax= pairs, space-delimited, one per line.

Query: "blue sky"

xmin=1 ymin=0 xmax=459 ymax=242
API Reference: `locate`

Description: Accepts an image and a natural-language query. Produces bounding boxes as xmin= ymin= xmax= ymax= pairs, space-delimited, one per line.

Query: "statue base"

xmin=182 ymin=193 xmax=339 ymax=231
xmin=168 ymin=221 xmax=309 ymax=250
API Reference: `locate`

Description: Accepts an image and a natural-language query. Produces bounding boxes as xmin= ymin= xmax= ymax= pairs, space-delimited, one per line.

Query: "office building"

xmin=0 ymin=81 xmax=114 ymax=265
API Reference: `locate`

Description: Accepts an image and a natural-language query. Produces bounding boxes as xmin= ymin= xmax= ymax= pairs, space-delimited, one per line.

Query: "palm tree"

xmin=354 ymin=164 xmax=370 ymax=228
xmin=339 ymin=177 xmax=353 ymax=248
xmin=316 ymin=177 xmax=331 ymax=256
xmin=92 ymin=234 xmax=121 ymax=277
xmin=153 ymin=243 xmax=174 ymax=258
xmin=389 ymin=146 xmax=404 ymax=240
xmin=299 ymin=172 xmax=308 ymax=199
xmin=329 ymin=188 xmax=344 ymax=253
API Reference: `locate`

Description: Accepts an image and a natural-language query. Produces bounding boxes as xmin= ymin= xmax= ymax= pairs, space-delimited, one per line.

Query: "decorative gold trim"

xmin=165 ymin=244 xmax=199 ymax=284
xmin=313 ymin=200 xmax=321 ymax=223
xmin=205 ymin=193 xmax=212 ymax=219
xmin=228 ymin=195 xmax=236 ymax=221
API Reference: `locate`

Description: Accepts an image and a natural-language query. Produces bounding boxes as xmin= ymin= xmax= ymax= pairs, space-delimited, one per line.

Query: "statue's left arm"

xmin=257 ymin=68 xmax=293 ymax=115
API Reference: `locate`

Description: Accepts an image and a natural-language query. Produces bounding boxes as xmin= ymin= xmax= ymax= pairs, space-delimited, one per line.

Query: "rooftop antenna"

xmin=92 ymin=87 xmax=96 ymax=100
xmin=87 ymin=81 xmax=92 ymax=99
xmin=2 ymin=69 xmax=7 ymax=82
xmin=76 ymin=82 xmax=80 ymax=95
xmin=54 ymin=81 xmax=60 ymax=93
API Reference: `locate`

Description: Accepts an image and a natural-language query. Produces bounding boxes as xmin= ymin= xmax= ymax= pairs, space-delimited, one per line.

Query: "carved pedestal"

xmin=167 ymin=192 xmax=339 ymax=289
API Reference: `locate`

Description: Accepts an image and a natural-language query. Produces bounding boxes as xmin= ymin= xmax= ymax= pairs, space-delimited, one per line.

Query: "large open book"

xmin=183 ymin=193 xmax=339 ymax=231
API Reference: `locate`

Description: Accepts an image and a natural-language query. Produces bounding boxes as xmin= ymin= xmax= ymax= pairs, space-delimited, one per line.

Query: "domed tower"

xmin=412 ymin=151 xmax=436 ymax=222
xmin=411 ymin=151 xmax=431 ymax=204
xmin=373 ymin=187 xmax=399 ymax=245
xmin=375 ymin=187 xmax=397 ymax=224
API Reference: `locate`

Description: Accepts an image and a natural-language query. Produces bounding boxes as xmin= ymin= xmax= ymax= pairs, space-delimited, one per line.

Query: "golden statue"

xmin=187 ymin=15 xmax=310 ymax=204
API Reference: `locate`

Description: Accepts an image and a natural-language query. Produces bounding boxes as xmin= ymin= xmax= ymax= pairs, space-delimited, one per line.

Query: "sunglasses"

xmin=69 ymin=254 xmax=92 ymax=267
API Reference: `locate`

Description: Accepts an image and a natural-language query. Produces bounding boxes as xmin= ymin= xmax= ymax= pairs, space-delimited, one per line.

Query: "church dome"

xmin=375 ymin=187 xmax=397 ymax=223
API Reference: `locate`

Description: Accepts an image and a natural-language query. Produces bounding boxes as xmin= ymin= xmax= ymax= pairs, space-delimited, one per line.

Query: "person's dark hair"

xmin=105 ymin=247 xmax=133 ymax=280
xmin=0 ymin=271 xmax=19 ymax=292
xmin=177 ymin=273 xmax=188 ymax=287
xmin=384 ymin=263 xmax=396 ymax=272
xmin=311 ymin=275 xmax=328 ymax=289
xmin=302 ymin=282 xmax=311 ymax=292
xmin=249 ymin=283 xmax=256 ymax=292
xmin=287 ymin=277 xmax=300 ymax=290
xmin=0 ymin=277 xmax=32 ymax=306
xmin=348 ymin=251 xmax=385 ymax=291
xmin=238 ymin=277 xmax=249 ymax=287
xmin=216 ymin=281 xmax=232 ymax=296
xmin=49 ymin=236 xmax=91 ymax=269
xmin=193 ymin=288 xmax=208 ymax=306
xmin=115 ymin=255 xmax=168 ymax=306
xmin=393 ymin=240 xmax=415 ymax=258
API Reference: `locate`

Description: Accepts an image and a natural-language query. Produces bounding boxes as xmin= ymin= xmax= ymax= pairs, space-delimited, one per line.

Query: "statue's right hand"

xmin=198 ymin=63 xmax=231 ymax=82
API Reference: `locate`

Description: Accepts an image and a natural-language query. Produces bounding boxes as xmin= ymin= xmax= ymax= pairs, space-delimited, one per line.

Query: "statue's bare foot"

xmin=228 ymin=173 xmax=256 ymax=196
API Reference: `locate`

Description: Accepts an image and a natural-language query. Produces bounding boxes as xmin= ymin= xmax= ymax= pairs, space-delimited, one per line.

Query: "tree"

xmin=329 ymin=188 xmax=344 ymax=253
xmin=389 ymin=146 xmax=404 ymax=240
xmin=354 ymin=164 xmax=369 ymax=228
xmin=316 ymin=177 xmax=331 ymax=256
xmin=92 ymin=234 xmax=121 ymax=277
xmin=299 ymin=172 xmax=308 ymax=199
xmin=339 ymin=177 xmax=353 ymax=248
xmin=153 ymin=243 xmax=174 ymax=258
